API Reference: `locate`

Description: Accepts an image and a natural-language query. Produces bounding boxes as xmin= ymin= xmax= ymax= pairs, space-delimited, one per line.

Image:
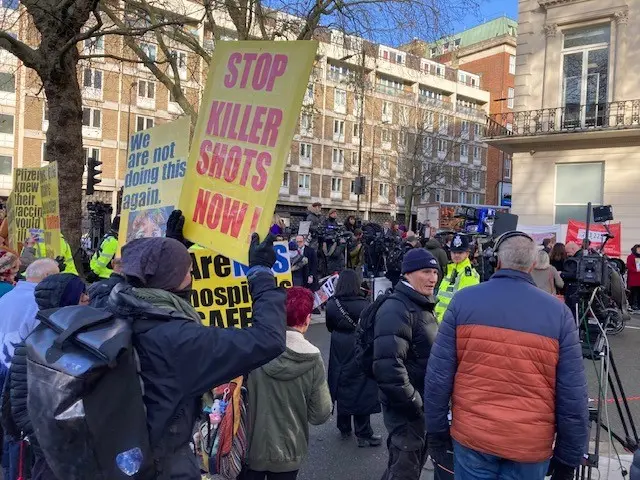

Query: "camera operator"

xmin=323 ymin=233 xmax=347 ymax=276
xmin=347 ymin=229 xmax=365 ymax=273
xmin=306 ymin=202 xmax=323 ymax=229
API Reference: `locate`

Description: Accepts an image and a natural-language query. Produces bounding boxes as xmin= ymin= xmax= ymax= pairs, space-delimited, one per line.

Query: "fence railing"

xmin=486 ymin=100 xmax=640 ymax=138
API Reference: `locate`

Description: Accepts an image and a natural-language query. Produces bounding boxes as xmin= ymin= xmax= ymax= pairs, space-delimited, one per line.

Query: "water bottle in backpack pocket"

xmin=25 ymin=305 xmax=154 ymax=480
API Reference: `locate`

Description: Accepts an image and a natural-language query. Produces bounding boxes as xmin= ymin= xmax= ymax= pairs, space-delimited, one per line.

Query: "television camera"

xmin=361 ymin=223 xmax=403 ymax=279
xmin=569 ymin=203 xmax=638 ymax=480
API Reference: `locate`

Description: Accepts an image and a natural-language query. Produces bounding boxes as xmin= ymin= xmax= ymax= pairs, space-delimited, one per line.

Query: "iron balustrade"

xmin=486 ymin=100 xmax=640 ymax=138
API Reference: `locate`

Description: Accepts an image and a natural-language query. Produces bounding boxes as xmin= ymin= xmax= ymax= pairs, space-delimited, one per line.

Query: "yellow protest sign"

xmin=40 ymin=162 xmax=61 ymax=258
xmin=179 ymin=41 xmax=318 ymax=264
xmin=119 ymin=117 xmax=190 ymax=249
xmin=190 ymin=242 xmax=292 ymax=328
xmin=11 ymin=168 xmax=43 ymax=248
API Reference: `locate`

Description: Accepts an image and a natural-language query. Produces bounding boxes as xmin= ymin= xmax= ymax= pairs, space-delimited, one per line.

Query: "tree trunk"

xmin=42 ymin=48 xmax=85 ymax=274
xmin=404 ymin=184 xmax=413 ymax=231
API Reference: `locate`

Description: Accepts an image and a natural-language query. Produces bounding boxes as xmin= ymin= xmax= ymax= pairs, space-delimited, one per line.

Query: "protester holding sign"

xmin=179 ymin=41 xmax=318 ymax=263
xmin=105 ymin=233 xmax=286 ymax=479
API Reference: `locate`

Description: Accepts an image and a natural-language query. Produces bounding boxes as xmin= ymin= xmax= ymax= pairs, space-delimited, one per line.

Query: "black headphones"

xmin=493 ymin=230 xmax=535 ymax=255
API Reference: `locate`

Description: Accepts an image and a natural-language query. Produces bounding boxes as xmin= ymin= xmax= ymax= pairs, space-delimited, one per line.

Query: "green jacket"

xmin=90 ymin=234 xmax=118 ymax=279
xmin=247 ymin=330 xmax=331 ymax=473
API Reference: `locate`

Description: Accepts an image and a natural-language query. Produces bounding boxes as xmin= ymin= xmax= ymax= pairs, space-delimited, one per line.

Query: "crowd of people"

xmin=0 ymin=203 xmax=635 ymax=480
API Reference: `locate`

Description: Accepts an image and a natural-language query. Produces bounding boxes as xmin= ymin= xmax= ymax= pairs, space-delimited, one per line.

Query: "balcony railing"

xmin=376 ymin=84 xmax=414 ymax=99
xmin=486 ymin=100 xmax=640 ymax=138
xmin=418 ymin=95 xmax=453 ymax=111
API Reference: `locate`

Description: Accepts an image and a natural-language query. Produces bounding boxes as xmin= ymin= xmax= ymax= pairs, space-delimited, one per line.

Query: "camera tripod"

xmin=576 ymin=294 xmax=639 ymax=480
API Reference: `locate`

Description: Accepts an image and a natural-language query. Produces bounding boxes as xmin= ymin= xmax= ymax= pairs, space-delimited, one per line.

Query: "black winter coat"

xmin=325 ymin=296 xmax=381 ymax=416
xmin=106 ymin=269 xmax=286 ymax=480
xmin=87 ymin=273 xmax=126 ymax=309
xmin=372 ymin=281 xmax=438 ymax=420
xmin=324 ymin=242 xmax=346 ymax=274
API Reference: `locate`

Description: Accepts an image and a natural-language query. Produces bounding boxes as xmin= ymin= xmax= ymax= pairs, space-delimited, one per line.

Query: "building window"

xmin=0 ymin=155 xmax=11 ymax=176
xmin=554 ymin=162 xmax=604 ymax=224
xmin=458 ymin=191 xmax=467 ymax=203
xmin=351 ymin=151 xmax=358 ymax=167
xmin=0 ymin=72 xmax=15 ymax=93
xmin=84 ymin=37 xmax=104 ymax=55
xmin=83 ymin=147 xmax=100 ymax=170
xmin=460 ymin=144 xmax=469 ymax=158
xmin=562 ymin=24 xmax=610 ymax=128
xmin=381 ymin=128 xmax=391 ymax=144
xmin=439 ymin=114 xmax=449 ymax=131
xmin=379 ymin=183 xmax=389 ymax=199
xmin=474 ymin=123 xmax=482 ymax=136
xmin=396 ymin=185 xmax=405 ymax=199
xmin=435 ymin=189 xmax=444 ymax=202
xmin=170 ymin=49 xmax=188 ymax=79
xmin=140 ymin=42 xmax=157 ymax=61
xmin=504 ymin=157 xmax=512 ymax=179
xmin=509 ymin=55 xmax=516 ymax=75
xmin=422 ymin=136 xmax=433 ymax=154
xmin=507 ymin=88 xmax=515 ymax=109
xmin=437 ymin=138 xmax=447 ymax=153
xmin=0 ymin=113 xmax=13 ymax=134
xmin=430 ymin=47 xmax=438 ymax=57
xmin=380 ymin=155 xmax=389 ymax=171
xmin=298 ymin=173 xmax=311 ymax=195
xmin=138 ymin=80 xmax=155 ymax=100
xmin=299 ymin=143 xmax=312 ymax=165
xmin=461 ymin=120 xmax=469 ymax=133
xmin=83 ymin=68 xmax=102 ymax=90
xmin=472 ymin=170 xmax=481 ymax=184
xmin=281 ymin=171 xmax=289 ymax=188
xmin=352 ymin=123 xmax=360 ymax=141
xmin=333 ymin=119 xmax=345 ymax=140
xmin=331 ymin=177 xmax=342 ymax=192
xmin=332 ymin=148 xmax=344 ymax=167
xmin=470 ymin=193 xmax=480 ymax=204
xmin=136 ymin=115 xmax=154 ymax=132
xmin=300 ymin=113 xmax=312 ymax=136
xmin=382 ymin=101 xmax=393 ymax=122
xmin=82 ymin=107 xmax=101 ymax=128
xmin=304 ymin=84 xmax=314 ymax=103
xmin=1 ymin=0 xmax=18 ymax=9
xmin=350 ymin=180 xmax=356 ymax=194
xmin=353 ymin=93 xmax=363 ymax=116
xmin=334 ymin=89 xmax=347 ymax=113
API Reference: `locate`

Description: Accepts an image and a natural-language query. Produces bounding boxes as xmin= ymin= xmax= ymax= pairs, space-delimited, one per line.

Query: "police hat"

xmin=450 ymin=233 xmax=470 ymax=252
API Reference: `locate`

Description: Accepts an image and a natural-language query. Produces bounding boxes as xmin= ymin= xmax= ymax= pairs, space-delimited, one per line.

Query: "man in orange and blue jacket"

xmin=424 ymin=231 xmax=588 ymax=480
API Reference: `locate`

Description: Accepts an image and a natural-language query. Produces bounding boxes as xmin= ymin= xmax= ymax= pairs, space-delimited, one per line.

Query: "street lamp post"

xmin=355 ymin=47 xmax=366 ymax=217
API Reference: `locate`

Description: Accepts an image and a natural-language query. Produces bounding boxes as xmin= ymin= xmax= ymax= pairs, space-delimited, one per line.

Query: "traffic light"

xmin=86 ymin=153 xmax=102 ymax=195
xmin=354 ymin=176 xmax=366 ymax=195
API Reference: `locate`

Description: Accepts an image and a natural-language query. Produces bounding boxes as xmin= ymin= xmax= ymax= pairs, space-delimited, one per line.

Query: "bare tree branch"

xmin=0 ymin=31 xmax=41 ymax=70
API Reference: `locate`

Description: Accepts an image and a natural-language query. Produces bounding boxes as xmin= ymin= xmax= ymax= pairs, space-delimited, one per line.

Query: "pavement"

xmin=298 ymin=314 xmax=640 ymax=480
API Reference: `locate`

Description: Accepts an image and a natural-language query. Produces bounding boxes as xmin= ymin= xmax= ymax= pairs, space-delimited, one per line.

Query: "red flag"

xmin=565 ymin=220 xmax=621 ymax=257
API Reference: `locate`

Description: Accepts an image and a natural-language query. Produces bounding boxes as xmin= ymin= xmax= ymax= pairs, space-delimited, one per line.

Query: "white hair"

xmin=25 ymin=258 xmax=59 ymax=282
xmin=497 ymin=236 xmax=537 ymax=272
xmin=536 ymin=250 xmax=550 ymax=269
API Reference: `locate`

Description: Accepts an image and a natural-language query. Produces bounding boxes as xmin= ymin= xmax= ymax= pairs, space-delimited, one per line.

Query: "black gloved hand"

xmin=426 ymin=432 xmax=452 ymax=470
xmin=249 ymin=233 xmax=276 ymax=269
xmin=166 ymin=210 xmax=193 ymax=248
xmin=54 ymin=256 xmax=66 ymax=272
xmin=547 ymin=457 xmax=576 ymax=480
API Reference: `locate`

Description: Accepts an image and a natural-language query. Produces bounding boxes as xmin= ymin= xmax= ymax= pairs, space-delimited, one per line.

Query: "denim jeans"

xmin=2 ymin=437 xmax=20 ymax=480
xmin=453 ymin=440 xmax=550 ymax=480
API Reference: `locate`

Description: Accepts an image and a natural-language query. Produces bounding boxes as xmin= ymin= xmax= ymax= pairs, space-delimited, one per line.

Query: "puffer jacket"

xmin=107 ymin=269 xmax=286 ymax=479
xmin=326 ymin=296 xmax=380 ymax=416
xmin=87 ymin=273 xmax=126 ymax=309
xmin=246 ymin=330 xmax=331 ymax=473
xmin=372 ymin=281 xmax=438 ymax=420
xmin=425 ymin=269 xmax=588 ymax=467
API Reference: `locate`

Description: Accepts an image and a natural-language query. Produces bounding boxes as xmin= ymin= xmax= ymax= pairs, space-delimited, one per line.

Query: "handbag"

xmin=334 ymin=298 xmax=358 ymax=329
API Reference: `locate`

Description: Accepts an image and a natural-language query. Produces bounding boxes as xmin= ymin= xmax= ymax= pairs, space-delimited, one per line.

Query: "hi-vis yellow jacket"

xmin=435 ymin=257 xmax=480 ymax=323
xmin=34 ymin=236 xmax=78 ymax=275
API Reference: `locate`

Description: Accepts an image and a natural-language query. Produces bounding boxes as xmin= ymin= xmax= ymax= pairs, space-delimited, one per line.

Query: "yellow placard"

xmin=190 ymin=241 xmax=292 ymax=328
xmin=11 ymin=168 xmax=43 ymax=248
xmin=118 ymin=117 xmax=191 ymax=250
xmin=179 ymin=41 xmax=318 ymax=264
xmin=40 ymin=162 xmax=61 ymax=258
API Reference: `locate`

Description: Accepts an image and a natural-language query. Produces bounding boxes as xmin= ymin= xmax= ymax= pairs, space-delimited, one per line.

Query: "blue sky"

xmin=454 ymin=0 xmax=518 ymax=31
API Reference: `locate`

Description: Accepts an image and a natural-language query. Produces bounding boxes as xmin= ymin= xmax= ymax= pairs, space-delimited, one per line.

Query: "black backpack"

xmin=25 ymin=305 xmax=155 ymax=480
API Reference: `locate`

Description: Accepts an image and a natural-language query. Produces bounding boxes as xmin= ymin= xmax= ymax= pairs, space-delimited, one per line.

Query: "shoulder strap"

xmin=334 ymin=298 xmax=358 ymax=329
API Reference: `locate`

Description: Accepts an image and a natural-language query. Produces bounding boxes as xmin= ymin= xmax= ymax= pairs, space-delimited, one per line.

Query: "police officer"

xmin=435 ymin=233 xmax=480 ymax=323
xmin=90 ymin=216 xmax=119 ymax=280
xmin=22 ymin=233 xmax=78 ymax=275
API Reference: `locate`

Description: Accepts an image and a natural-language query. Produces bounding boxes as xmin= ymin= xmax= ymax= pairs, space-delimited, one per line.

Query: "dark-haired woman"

xmin=549 ymin=242 xmax=567 ymax=272
xmin=325 ymin=269 xmax=381 ymax=447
